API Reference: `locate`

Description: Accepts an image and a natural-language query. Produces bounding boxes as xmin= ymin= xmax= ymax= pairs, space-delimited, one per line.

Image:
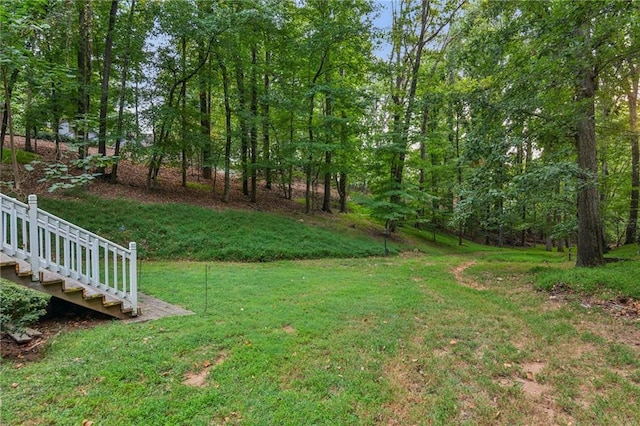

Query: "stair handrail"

xmin=0 ymin=193 xmax=137 ymax=314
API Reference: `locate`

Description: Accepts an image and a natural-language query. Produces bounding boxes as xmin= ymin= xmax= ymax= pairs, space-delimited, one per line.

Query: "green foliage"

xmin=1 ymin=148 xmax=39 ymax=165
xmin=38 ymin=194 xmax=390 ymax=261
xmin=0 ymin=280 xmax=49 ymax=331
xmin=535 ymin=259 xmax=640 ymax=299
xmin=25 ymin=155 xmax=119 ymax=192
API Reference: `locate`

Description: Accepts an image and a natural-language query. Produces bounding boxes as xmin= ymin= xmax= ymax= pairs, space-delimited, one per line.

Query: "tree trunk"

xmin=250 ymin=47 xmax=258 ymax=203
xmin=1 ymin=67 xmax=20 ymax=190
xmin=306 ymin=93 xmax=315 ymax=214
xmin=218 ymin=54 xmax=232 ymax=203
xmin=575 ymin=63 xmax=604 ymax=266
xmin=180 ymin=36 xmax=188 ymax=188
xmin=388 ymin=0 xmax=429 ymax=231
xmin=337 ymin=109 xmax=348 ymax=213
xmin=24 ymin=82 xmax=34 ymax=152
xmin=625 ymin=67 xmax=639 ymax=245
xmin=234 ymin=58 xmax=249 ymax=197
xmin=111 ymin=0 xmax=135 ymax=184
xmin=262 ymin=50 xmax=272 ymax=190
xmin=321 ymin=54 xmax=333 ymax=213
xmin=200 ymin=45 xmax=212 ymax=180
xmin=1 ymin=69 xmax=19 ymax=158
xmin=77 ymin=0 xmax=92 ymax=160
xmin=98 ymin=0 xmax=118 ymax=174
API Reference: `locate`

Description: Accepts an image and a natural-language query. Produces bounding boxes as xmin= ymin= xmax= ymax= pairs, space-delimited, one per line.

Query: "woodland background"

xmin=1 ymin=0 xmax=639 ymax=267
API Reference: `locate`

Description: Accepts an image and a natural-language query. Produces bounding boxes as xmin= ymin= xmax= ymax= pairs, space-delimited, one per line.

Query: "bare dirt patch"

xmin=183 ymin=352 xmax=227 ymax=387
xmin=282 ymin=324 xmax=296 ymax=334
xmin=451 ymin=260 xmax=485 ymax=290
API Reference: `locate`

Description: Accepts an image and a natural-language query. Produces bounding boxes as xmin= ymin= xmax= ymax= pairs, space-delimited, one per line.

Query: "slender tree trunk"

xmin=98 ymin=0 xmax=118 ymax=174
xmin=321 ymin=54 xmax=333 ymax=213
xmin=625 ymin=67 xmax=639 ymax=245
xmin=388 ymin=0 xmax=429 ymax=231
xmin=111 ymin=0 xmax=135 ymax=184
xmin=1 ymin=68 xmax=20 ymax=190
xmin=200 ymin=46 xmax=212 ymax=180
xmin=306 ymin=93 xmax=315 ymax=214
xmin=250 ymin=47 xmax=258 ymax=203
xmin=263 ymin=50 xmax=272 ymax=190
xmin=1 ymin=69 xmax=19 ymax=159
xmin=234 ymin=58 xmax=249 ymax=196
xmin=77 ymin=0 xmax=92 ymax=160
xmin=52 ymin=83 xmax=61 ymax=160
xmin=24 ymin=81 xmax=34 ymax=153
xmin=181 ymin=36 xmax=188 ymax=188
xmin=218 ymin=55 xmax=232 ymax=203
xmin=337 ymin=110 xmax=348 ymax=213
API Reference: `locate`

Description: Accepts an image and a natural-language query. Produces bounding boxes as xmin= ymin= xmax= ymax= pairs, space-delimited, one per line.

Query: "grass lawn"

xmin=2 ymin=245 xmax=639 ymax=425
xmin=1 ymin=193 xmax=638 ymax=424
xmin=38 ymin=194 xmax=392 ymax=261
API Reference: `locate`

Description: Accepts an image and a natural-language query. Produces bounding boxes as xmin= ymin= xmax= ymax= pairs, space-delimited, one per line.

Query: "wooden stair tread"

xmin=1 ymin=254 xmax=137 ymax=319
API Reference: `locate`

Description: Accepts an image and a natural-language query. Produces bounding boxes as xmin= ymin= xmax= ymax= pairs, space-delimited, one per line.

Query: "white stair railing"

xmin=0 ymin=193 xmax=137 ymax=314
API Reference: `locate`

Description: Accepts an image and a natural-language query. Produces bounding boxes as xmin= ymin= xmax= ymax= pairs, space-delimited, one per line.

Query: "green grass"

xmin=2 ymin=253 xmax=638 ymax=425
xmin=2 ymin=194 xmax=638 ymax=424
xmin=534 ymin=246 xmax=640 ymax=299
xmin=38 ymin=194 xmax=394 ymax=261
xmin=1 ymin=147 xmax=40 ymax=164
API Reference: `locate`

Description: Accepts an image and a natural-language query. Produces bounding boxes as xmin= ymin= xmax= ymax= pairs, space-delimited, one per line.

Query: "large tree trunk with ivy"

xmin=575 ymin=63 xmax=604 ymax=267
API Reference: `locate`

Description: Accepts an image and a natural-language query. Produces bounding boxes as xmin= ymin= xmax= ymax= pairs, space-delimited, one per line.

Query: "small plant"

xmin=25 ymin=155 xmax=119 ymax=192
xmin=0 ymin=280 xmax=49 ymax=332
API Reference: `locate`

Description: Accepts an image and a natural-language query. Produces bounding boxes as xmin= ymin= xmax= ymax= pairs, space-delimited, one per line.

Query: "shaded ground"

xmin=2 ymin=136 xmax=309 ymax=214
xmin=1 ymin=300 xmax=112 ymax=362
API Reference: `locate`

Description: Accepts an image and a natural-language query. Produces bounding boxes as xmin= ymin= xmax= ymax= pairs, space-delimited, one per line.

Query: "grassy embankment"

xmin=1 ymin=193 xmax=638 ymax=425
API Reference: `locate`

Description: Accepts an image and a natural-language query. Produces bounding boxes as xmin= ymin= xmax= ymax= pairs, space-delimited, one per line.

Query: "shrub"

xmin=0 ymin=280 xmax=49 ymax=331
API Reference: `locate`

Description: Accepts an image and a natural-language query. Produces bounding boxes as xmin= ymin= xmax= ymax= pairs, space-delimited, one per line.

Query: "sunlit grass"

xmin=2 ymin=253 xmax=639 ymax=425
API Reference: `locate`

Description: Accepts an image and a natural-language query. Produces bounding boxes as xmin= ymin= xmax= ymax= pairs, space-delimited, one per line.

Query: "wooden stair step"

xmin=83 ymin=292 xmax=104 ymax=301
xmin=41 ymin=279 xmax=65 ymax=286
xmin=16 ymin=268 xmax=32 ymax=277
xmin=2 ymin=255 xmax=137 ymax=319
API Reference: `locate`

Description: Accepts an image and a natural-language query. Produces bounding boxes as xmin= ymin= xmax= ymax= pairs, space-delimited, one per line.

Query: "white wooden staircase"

xmin=1 ymin=193 xmax=139 ymax=319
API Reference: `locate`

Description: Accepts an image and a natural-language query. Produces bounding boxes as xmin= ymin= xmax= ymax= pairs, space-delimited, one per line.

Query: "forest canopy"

xmin=1 ymin=0 xmax=639 ymax=267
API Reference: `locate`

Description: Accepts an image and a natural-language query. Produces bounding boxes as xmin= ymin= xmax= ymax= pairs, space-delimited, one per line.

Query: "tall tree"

xmin=624 ymin=60 xmax=639 ymax=244
xmin=76 ymin=0 xmax=92 ymax=160
xmin=97 ymin=0 xmax=119 ymax=173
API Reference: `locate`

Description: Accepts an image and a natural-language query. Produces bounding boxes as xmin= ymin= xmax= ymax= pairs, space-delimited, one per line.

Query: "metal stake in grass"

xmin=383 ymin=227 xmax=389 ymax=256
xmin=204 ymin=264 xmax=210 ymax=315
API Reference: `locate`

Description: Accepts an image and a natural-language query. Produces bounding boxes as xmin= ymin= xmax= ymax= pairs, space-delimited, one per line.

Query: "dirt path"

xmin=451 ymin=260 xmax=485 ymax=290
